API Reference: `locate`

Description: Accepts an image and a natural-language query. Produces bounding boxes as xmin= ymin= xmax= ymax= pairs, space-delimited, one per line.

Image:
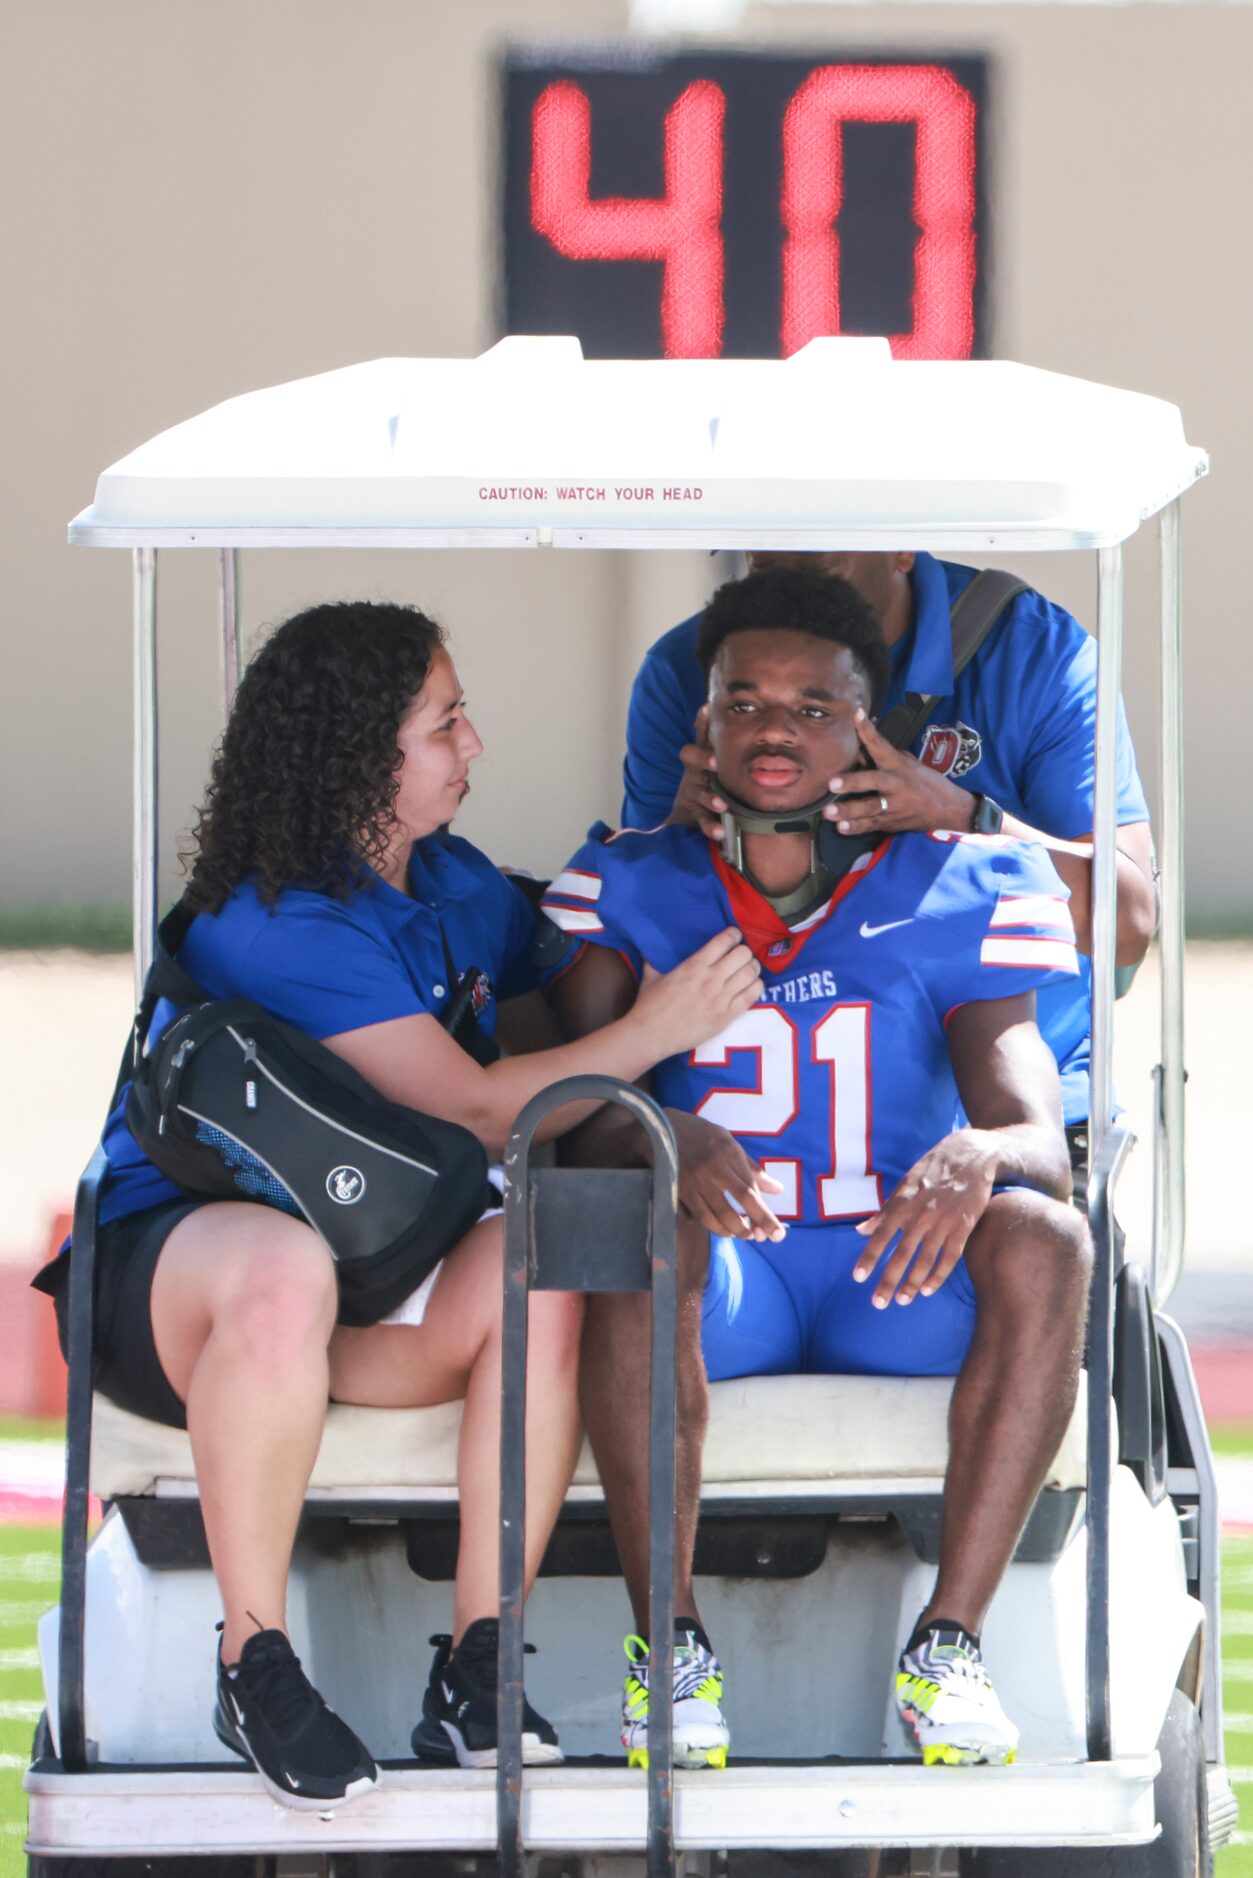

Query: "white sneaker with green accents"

xmin=621 ymin=1624 xmax=729 ymax=1769
xmin=895 ymin=1625 xmax=1019 ymax=1766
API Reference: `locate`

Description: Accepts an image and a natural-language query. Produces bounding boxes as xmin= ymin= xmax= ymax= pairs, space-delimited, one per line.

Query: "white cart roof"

xmin=68 ymin=337 xmax=1208 ymax=552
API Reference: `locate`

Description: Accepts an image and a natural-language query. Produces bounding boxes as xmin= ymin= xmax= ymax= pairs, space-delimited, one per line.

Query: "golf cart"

xmin=25 ymin=337 xmax=1236 ymax=1873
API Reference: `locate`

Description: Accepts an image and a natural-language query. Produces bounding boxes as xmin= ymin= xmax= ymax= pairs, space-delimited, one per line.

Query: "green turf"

xmin=0 ymin=1421 xmax=62 ymax=1448
xmin=0 ymin=1524 xmax=57 ymax=1875
xmin=0 ymin=905 xmax=131 ymax=953
xmin=1 ymin=1441 xmax=1252 ymax=1870
xmin=1220 ymin=1533 xmax=1253 ymax=1874
xmin=1212 ymin=1425 xmax=1253 ymax=1458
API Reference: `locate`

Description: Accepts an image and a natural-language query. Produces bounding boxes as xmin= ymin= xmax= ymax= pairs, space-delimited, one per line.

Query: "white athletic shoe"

xmin=895 ymin=1626 xmax=1019 ymax=1766
xmin=621 ymin=1625 xmax=730 ymax=1769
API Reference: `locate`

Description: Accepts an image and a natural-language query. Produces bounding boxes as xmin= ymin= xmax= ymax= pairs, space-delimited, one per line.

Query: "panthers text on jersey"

xmin=542 ymin=826 xmax=1079 ymax=1226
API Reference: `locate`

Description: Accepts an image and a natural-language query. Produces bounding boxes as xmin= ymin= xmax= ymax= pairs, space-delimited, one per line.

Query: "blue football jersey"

xmin=543 ymin=828 xmax=1078 ymax=1225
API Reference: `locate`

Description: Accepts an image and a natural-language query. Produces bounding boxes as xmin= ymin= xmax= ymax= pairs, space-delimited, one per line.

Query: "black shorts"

xmin=35 ymin=1199 xmax=205 ymax=1431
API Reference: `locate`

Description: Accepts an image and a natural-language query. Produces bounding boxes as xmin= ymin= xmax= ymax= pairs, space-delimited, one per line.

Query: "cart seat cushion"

xmin=90 ymin=1372 xmax=1089 ymax=1502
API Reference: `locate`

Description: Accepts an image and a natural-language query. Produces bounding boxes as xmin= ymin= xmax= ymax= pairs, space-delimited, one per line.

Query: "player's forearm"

xmin=558 ymin=1096 xmax=651 ymax=1170
xmin=963 ymin=1123 xmax=1072 ymax=1204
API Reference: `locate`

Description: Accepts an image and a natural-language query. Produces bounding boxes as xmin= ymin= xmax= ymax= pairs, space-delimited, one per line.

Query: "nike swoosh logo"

xmin=442 ymin=1681 xmax=458 ymax=1705
xmin=860 ymin=918 xmax=913 ymax=939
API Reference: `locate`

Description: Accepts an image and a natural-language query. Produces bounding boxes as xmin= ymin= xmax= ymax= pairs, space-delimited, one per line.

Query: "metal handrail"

xmin=498 ymin=1077 xmax=680 ymax=1878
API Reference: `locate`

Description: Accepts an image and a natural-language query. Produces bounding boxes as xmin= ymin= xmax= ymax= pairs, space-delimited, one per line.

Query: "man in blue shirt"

xmin=623 ymin=551 xmax=1157 ymax=1193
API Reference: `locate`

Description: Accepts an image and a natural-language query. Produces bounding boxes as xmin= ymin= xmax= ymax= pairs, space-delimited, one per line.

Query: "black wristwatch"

xmin=969 ymin=793 xmax=1005 ymax=835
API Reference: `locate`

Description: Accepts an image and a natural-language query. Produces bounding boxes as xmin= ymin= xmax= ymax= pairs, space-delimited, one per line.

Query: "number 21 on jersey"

xmin=691 ymin=1003 xmax=881 ymax=1221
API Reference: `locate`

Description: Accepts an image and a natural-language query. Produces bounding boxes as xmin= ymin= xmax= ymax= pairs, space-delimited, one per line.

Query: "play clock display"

xmin=502 ymin=47 xmax=989 ymax=361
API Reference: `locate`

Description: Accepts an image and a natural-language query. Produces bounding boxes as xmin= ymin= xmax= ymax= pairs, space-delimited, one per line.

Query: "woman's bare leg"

xmin=149 ymin=1203 xmax=338 ymax=1662
xmin=328 ymin=1218 xmax=584 ymax=1641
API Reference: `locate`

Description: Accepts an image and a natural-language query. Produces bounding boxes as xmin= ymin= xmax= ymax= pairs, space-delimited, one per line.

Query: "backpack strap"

xmin=112 ymin=896 xmax=213 ymax=1105
xmin=876 ymin=569 xmax=1029 ymax=753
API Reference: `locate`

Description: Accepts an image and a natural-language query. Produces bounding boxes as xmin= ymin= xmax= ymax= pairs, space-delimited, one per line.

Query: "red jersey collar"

xmin=711 ymin=839 xmax=890 ymax=973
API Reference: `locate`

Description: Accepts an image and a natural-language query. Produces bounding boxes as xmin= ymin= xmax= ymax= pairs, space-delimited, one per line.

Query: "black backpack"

xmin=122 ymin=899 xmax=494 ymax=1327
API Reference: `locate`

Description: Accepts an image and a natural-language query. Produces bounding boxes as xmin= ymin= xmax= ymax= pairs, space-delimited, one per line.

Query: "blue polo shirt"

xmin=621 ymin=553 xmax=1150 ymax=1125
xmin=96 ymin=834 xmax=536 ymax=1226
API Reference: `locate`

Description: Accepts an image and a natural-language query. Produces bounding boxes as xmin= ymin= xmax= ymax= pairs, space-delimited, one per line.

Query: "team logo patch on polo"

xmin=918 ymin=721 xmax=982 ymax=779
xmin=465 ymin=968 xmax=494 ymax=1016
xmin=326 ymin=1165 xmax=366 ymax=1205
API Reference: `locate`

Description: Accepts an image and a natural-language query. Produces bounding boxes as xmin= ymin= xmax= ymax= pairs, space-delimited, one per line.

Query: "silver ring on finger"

xmin=879 ymin=795 xmax=889 ymax=814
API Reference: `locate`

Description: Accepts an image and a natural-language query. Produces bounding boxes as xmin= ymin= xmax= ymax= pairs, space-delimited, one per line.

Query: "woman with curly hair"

xmin=46 ymin=600 xmax=761 ymax=1810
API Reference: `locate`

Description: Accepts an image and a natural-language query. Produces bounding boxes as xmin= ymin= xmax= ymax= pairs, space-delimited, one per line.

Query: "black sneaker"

xmin=410 ymin=1617 xmax=563 ymax=1768
xmin=214 ymin=1626 xmax=378 ymax=1811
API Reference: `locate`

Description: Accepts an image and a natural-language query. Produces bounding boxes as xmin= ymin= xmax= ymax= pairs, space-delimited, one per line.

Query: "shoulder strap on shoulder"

xmin=948 ymin=568 xmax=1030 ymax=673
xmin=876 ymin=568 xmax=1030 ymax=752
xmin=114 ymin=897 xmax=212 ymax=1102
xmin=146 ymin=899 xmax=211 ymax=1006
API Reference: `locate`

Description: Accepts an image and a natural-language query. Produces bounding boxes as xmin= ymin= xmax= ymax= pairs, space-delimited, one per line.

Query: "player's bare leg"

xmin=580 ymin=1213 xmax=729 ymax=1767
xmin=920 ymin=1189 xmax=1091 ymax=1634
xmin=579 ymin=1209 xmax=711 ymax=1631
xmin=894 ymin=1189 xmax=1091 ymax=1765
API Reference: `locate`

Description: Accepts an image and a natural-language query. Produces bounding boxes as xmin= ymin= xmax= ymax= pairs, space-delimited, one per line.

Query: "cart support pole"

xmin=646 ymin=1134 xmax=678 ymax=1877
xmin=218 ymin=547 xmax=243 ymax=717
xmin=1156 ymin=500 xmax=1187 ymax=1304
xmin=131 ymin=547 xmax=159 ymax=999
xmin=1085 ymin=1121 xmax=1132 ymax=1760
xmin=1090 ymin=544 xmax=1123 ymax=1170
xmin=498 ymin=1079 xmax=680 ymax=1878
xmin=498 ymin=1130 xmax=531 ymax=1878
xmin=58 ymin=1146 xmax=106 ymax=1772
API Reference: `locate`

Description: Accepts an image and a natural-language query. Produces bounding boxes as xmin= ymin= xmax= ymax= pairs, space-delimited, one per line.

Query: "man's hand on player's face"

xmin=825 ymin=711 xmax=976 ymax=837
xmin=667 ymin=1110 xmax=787 ymax=1242
xmin=850 ymin=1129 xmax=1000 ymax=1307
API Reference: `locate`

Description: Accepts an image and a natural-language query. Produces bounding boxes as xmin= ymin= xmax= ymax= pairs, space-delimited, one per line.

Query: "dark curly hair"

xmin=184 ymin=600 xmax=445 ymax=911
xmin=696 ymin=567 xmax=892 ymax=715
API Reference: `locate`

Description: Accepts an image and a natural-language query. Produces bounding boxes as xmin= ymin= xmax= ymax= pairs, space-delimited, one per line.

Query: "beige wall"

xmin=4 ymin=0 xmax=1250 ymax=915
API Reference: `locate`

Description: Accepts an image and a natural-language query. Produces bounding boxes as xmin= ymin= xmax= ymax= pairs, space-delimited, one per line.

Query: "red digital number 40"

xmin=530 ymin=68 xmax=976 ymax=362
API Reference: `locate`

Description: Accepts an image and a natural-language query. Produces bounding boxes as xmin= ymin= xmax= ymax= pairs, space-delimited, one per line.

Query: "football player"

xmin=544 ymin=566 xmax=1092 ymax=1772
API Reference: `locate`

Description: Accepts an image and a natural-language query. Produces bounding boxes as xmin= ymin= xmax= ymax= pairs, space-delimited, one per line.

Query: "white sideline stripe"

xmin=1227 ymin=1765 xmax=1253 ymax=1783
xmin=1223 ymin=1712 xmax=1253 ymax=1731
xmin=0 ymin=1556 xmax=59 ymax=1584
xmin=0 ymin=1751 xmax=28 ymax=1769
xmin=981 ymin=937 xmax=1079 ymax=971
xmin=0 ymin=1442 xmax=63 ymax=1493
xmin=0 ymin=1699 xmax=41 ymax=1722
xmin=1222 ymin=1659 xmax=1253 ymax=1683
xmin=0 ymin=1601 xmax=53 ymax=1624
xmin=0 ymin=1647 xmax=38 ymax=1670
xmin=990 ymin=894 xmax=1074 ymax=933
xmin=1223 ymin=1610 xmax=1253 ymax=1635
xmin=541 ymin=903 xmax=604 ymax=934
xmin=548 ymin=868 xmax=603 ymax=903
